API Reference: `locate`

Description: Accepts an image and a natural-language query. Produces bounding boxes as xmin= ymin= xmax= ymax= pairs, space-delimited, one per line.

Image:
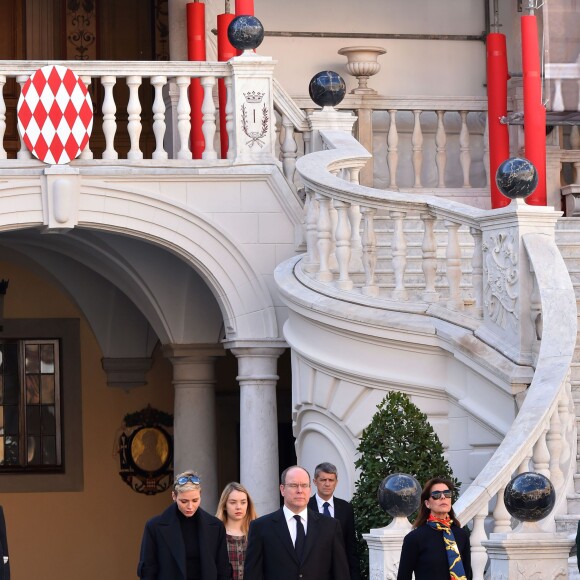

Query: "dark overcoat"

xmin=137 ymin=504 xmax=231 ymax=580
xmin=244 ymin=507 xmax=350 ymax=580
xmin=308 ymin=495 xmax=361 ymax=580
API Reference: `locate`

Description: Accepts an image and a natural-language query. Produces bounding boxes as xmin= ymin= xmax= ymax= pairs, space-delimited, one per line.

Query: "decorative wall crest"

xmin=66 ymin=0 xmax=96 ymax=61
xmin=482 ymin=231 xmax=519 ymax=330
xmin=241 ymin=91 xmax=269 ymax=148
xmin=115 ymin=405 xmax=173 ymax=495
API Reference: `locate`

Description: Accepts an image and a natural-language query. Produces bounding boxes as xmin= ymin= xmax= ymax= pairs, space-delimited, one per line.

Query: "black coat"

xmin=244 ymin=507 xmax=351 ymax=580
xmin=397 ymin=523 xmax=472 ymax=580
xmin=137 ymin=504 xmax=232 ymax=580
xmin=308 ymin=495 xmax=361 ymax=580
xmin=0 ymin=507 xmax=9 ymax=580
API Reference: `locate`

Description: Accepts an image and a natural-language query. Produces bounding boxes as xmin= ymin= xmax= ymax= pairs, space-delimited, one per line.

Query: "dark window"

xmin=0 ymin=340 xmax=61 ymax=470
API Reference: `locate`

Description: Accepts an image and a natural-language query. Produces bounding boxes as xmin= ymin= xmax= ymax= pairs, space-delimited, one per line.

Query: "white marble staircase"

xmin=555 ymin=218 xmax=580 ymax=578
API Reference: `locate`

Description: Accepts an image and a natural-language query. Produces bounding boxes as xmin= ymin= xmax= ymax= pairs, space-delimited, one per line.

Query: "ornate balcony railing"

xmin=294 ymin=127 xmax=577 ymax=577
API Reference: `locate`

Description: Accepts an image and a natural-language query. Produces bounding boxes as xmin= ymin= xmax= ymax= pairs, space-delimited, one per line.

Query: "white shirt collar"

xmin=283 ymin=504 xmax=308 ymax=522
xmin=315 ymin=493 xmax=334 ymax=509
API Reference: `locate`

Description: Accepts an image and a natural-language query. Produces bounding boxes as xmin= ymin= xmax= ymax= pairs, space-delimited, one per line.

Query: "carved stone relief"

xmin=482 ymin=230 xmax=519 ymax=331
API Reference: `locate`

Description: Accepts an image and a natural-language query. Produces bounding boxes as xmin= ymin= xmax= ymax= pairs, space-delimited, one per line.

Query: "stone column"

xmin=232 ymin=347 xmax=285 ymax=516
xmin=168 ymin=0 xmax=188 ymax=61
xmin=164 ymin=343 xmax=225 ymax=511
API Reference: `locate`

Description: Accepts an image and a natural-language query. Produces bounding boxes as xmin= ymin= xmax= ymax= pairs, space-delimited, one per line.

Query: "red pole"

xmin=521 ymin=14 xmax=546 ymax=206
xmin=234 ymin=0 xmax=254 ymax=56
xmin=187 ymin=2 xmax=206 ymax=159
xmin=487 ymin=33 xmax=511 ymax=209
xmin=217 ymin=12 xmax=236 ymax=158
xmin=235 ymin=0 xmax=254 ymax=15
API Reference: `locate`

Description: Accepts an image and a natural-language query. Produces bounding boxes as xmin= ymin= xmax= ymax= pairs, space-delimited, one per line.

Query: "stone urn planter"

xmin=338 ymin=46 xmax=386 ymax=94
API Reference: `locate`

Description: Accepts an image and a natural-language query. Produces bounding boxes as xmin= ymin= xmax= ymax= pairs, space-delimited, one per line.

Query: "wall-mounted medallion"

xmin=116 ymin=405 xmax=173 ymax=495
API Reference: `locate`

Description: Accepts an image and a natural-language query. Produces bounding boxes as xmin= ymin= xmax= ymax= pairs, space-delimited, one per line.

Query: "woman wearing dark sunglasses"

xmin=138 ymin=470 xmax=232 ymax=580
xmin=397 ymin=477 xmax=472 ymax=580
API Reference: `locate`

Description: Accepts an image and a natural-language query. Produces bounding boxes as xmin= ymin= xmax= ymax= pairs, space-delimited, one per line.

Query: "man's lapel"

xmin=272 ymin=509 xmax=300 ymax=563
xmin=302 ymin=508 xmax=321 ymax=563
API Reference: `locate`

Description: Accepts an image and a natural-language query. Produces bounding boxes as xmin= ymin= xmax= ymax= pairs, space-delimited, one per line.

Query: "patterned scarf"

xmin=426 ymin=514 xmax=467 ymax=580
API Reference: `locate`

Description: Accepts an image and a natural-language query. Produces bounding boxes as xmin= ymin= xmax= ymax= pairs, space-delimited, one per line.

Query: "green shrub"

xmin=351 ymin=391 xmax=459 ymax=579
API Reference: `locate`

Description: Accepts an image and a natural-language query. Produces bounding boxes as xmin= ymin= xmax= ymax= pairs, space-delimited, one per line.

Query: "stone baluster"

xmin=333 ymin=199 xmax=353 ymax=290
xmin=518 ymin=451 xmax=532 ymax=474
xmin=79 ymin=75 xmax=93 ymax=159
xmin=360 ymin=206 xmax=379 ymax=297
xmin=16 ymin=75 xmax=32 ymax=160
xmin=348 ymin=167 xmax=363 ymax=272
xmin=176 ymin=76 xmax=192 ymax=160
xmin=281 ymin=114 xmax=297 ymax=185
xmin=435 ymin=110 xmax=447 ymax=187
xmin=552 ymin=78 xmax=564 ymax=112
xmin=558 ymin=378 xmax=572 ymax=467
xmin=316 ymin=193 xmax=333 ymax=282
xmin=444 ymin=220 xmax=464 ymax=310
xmin=470 ymin=508 xmax=488 ymax=580
xmin=126 ymin=76 xmax=143 ymax=160
xmin=420 ymin=212 xmax=438 ymax=302
xmin=459 ymin=111 xmax=471 ymax=187
xmin=151 ymin=75 xmax=168 ymax=160
xmin=492 ymin=483 xmax=512 ymax=533
xmin=303 ymin=110 xmax=313 ymax=155
xmin=547 ymin=402 xmax=564 ymax=489
xmin=200 ymin=76 xmax=217 ymax=160
xmin=571 ymin=125 xmax=580 ymax=184
xmin=390 ymin=210 xmax=408 ymax=301
xmin=412 ymin=109 xmax=423 ymax=188
xmin=0 ymin=76 xmax=6 ymax=160
xmin=101 ymin=75 xmax=118 ymax=160
xmin=483 ymin=113 xmax=490 ymax=186
xmin=532 ymin=425 xmax=550 ymax=478
xmin=303 ymin=188 xmax=320 ymax=273
xmin=387 ymin=109 xmax=399 ymax=190
xmin=225 ymin=75 xmax=234 ymax=160
xmin=470 ymin=226 xmax=483 ymax=317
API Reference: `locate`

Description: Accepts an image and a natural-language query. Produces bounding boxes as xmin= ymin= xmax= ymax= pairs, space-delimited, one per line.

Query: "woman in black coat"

xmin=397 ymin=477 xmax=471 ymax=580
xmin=138 ymin=470 xmax=232 ymax=580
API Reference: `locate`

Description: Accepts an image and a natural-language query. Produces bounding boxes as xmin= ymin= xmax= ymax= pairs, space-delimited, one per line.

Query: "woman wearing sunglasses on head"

xmin=397 ymin=477 xmax=472 ymax=580
xmin=138 ymin=470 xmax=232 ymax=580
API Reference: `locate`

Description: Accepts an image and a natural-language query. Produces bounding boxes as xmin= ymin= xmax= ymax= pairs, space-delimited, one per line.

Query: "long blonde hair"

xmin=216 ymin=482 xmax=257 ymax=537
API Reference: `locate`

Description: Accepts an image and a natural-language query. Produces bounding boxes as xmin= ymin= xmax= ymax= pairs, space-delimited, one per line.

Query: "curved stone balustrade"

xmin=293 ymin=128 xmax=578 ymax=576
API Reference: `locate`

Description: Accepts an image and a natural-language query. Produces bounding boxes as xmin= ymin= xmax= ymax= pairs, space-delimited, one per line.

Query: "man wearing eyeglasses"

xmin=244 ymin=465 xmax=350 ymax=580
xmin=308 ymin=462 xmax=360 ymax=580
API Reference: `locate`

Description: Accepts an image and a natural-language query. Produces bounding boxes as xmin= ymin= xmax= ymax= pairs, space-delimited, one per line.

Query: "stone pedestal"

xmin=229 ymin=54 xmax=278 ymax=163
xmin=363 ymin=517 xmax=412 ymax=580
xmin=164 ymin=343 xmax=225 ymax=512
xmin=483 ymin=530 xmax=573 ymax=579
xmin=307 ymin=108 xmax=357 ymax=152
xmin=232 ymin=346 xmax=285 ymax=516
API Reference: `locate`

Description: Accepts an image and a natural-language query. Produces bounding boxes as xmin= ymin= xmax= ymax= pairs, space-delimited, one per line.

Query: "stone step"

xmin=567 ymin=493 xmax=580 ymax=514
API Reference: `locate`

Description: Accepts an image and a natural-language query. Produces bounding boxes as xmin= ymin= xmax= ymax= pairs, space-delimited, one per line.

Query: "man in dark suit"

xmin=308 ymin=462 xmax=361 ymax=580
xmin=244 ymin=465 xmax=350 ymax=580
xmin=0 ymin=506 xmax=9 ymax=580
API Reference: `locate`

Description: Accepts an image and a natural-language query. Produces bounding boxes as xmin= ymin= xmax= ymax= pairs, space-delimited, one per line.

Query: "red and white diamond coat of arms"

xmin=17 ymin=65 xmax=93 ymax=165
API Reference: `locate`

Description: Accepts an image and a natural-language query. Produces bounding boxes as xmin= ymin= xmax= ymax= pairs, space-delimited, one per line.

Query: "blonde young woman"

xmin=138 ymin=470 xmax=231 ymax=580
xmin=216 ymin=482 xmax=257 ymax=580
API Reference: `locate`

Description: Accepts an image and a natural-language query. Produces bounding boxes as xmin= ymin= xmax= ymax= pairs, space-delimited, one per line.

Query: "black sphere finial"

xmin=308 ymin=71 xmax=346 ymax=108
xmin=227 ymin=15 xmax=265 ymax=51
xmin=503 ymin=472 xmax=555 ymax=523
xmin=495 ymin=157 xmax=538 ymax=200
xmin=377 ymin=473 xmax=422 ymax=518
